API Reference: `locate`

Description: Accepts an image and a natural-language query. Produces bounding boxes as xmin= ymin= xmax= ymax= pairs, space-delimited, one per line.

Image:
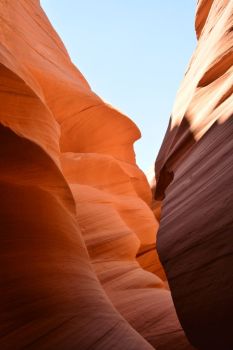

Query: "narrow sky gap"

xmin=41 ymin=0 xmax=197 ymax=171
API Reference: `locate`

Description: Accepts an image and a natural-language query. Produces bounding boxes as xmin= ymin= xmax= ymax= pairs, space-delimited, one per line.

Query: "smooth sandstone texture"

xmin=0 ymin=1 xmax=193 ymax=349
xmin=155 ymin=0 xmax=233 ymax=349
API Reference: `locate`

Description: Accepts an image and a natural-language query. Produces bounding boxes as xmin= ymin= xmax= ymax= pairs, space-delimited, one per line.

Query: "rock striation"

xmin=0 ymin=1 xmax=193 ymax=349
xmin=155 ymin=0 xmax=233 ymax=349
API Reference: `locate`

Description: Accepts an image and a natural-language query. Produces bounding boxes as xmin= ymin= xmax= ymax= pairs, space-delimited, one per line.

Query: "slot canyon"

xmin=0 ymin=0 xmax=232 ymax=349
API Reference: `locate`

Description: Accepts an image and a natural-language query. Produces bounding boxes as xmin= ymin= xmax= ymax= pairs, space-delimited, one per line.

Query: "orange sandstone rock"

xmin=0 ymin=1 xmax=193 ymax=349
xmin=155 ymin=0 xmax=233 ymax=349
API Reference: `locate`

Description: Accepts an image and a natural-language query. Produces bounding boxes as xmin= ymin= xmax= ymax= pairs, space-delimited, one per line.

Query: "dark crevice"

xmin=197 ymin=51 xmax=233 ymax=87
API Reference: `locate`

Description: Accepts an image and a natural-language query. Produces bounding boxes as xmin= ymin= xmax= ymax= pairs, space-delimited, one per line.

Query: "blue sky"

xmin=41 ymin=0 xmax=197 ymax=171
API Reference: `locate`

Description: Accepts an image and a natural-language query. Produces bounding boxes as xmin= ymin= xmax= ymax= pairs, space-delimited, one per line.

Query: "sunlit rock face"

xmin=155 ymin=0 xmax=233 ymax=349
xmin=0 ymin=1 xmax=194 ymax=349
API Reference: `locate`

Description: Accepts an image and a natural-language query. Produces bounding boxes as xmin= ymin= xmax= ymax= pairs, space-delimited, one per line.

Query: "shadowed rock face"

xmin=0 ymin=1 xmax=194 ymax=349
xmin=155 ymin=0 xmax=233 ymax=349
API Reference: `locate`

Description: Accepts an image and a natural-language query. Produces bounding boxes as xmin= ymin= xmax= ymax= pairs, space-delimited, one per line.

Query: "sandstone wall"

xmin=155 ymin=1 xmax=233 ymax=348
xmin=0 ymin=1 xmax=193 ymax=349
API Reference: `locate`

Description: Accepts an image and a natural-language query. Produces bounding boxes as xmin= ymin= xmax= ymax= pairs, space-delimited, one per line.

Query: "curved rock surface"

xmin=155 ymin=1 xmax=233 ymax=349
xmin=0 ymin=1 xmax=193 ymax=349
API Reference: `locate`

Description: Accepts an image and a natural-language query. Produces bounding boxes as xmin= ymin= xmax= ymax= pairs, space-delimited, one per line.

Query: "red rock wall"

xmin=0 ymin=1 xmax=193 ymax=349
xmin=155 ymin=1 xmax=233 ymax=349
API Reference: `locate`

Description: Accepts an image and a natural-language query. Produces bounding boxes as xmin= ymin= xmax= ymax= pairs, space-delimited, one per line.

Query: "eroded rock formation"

xmin=155 ymin=0 xmax=233 ymax=349
xmin=1 ymin=0 xmax=232 ymax=349
xmin=0 ymin=0 xmax=192 ymax=349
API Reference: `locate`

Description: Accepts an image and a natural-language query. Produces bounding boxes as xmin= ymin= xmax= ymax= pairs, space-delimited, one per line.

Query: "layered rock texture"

xmin=155 ymin=0 xmax=233 ymax=349
xmin=1 ymin=0 xmax=232 ymax=349
xmin=0 ymin=0 xmax=193 ymax=349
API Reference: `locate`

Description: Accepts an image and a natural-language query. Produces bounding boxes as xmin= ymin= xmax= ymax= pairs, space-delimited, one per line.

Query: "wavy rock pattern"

xmin=155 ymin=1 xmax=233 ymax=349
xmin=0 ymin=1 xmax=193 ymax=349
